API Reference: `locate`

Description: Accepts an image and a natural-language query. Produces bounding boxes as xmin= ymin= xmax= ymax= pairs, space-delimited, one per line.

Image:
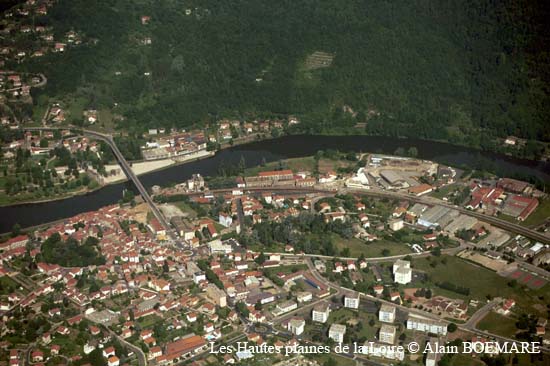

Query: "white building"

xmin=379 ymin=324 xmax=397 ymax=344
xmin=276 ymin=300 xmax=298 ymax=314
xmin=359 ymin=341 xmax=405 ymax=361
xmin=193 ymin=272 xmax=206 ymax=284
xmin=407 ymin=314 xmax=447 ymax=336
xmin=393 ymin=259 xmax=412 ymax=284
xmin=328 ymin=324 xmax=346 ymax=343
xmin=379 ymin=304 xmax=396 ymax=323
xmin=388 ymin=219 xmax=404 ymax=231
xmin=312 ymin=302 xmax=330 ymax=323
xmin=296 ymin=292 xmax=313 ymax=303
xmin=219 ymin=213 xmax=233 ymax=227
xmin=344 ymin=293 xmax=360 ymax=309
xmin=287 ymin=317 xmax=305 ymax=336
xmin=206 ymin=284 xmax=227 ymax=307
xmin=425 ymin=338 xmax=441 ymax=366
xmin=208 ymin=239 xmax=232 ymax=254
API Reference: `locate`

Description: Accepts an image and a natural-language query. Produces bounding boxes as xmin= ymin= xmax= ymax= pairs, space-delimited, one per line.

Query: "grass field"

xmin=328 ymin=308 xmax=380 ymax=341
xmin=332 ymin=234 xmax=412 ymax=258
xmin=244 ymin=157 xmax=316 ymax=176
xmin=312 ymin=354 xmax=356 ymax=366
xmin=430 ymin=183 xmax=460 ymax=199
xmin=521 ymin=198 xmax=550 ymax=227
xmin=477 ymin=311 xmax=518 ymax=338
xmin=449 ymin=354 xmax=485 ymax=366
xmin=137 ymin=314 xmax=163 ymax=329
xmin=0 ymin=276 xmax=19 ymax=295
xmin=411 ymin=256 xmax=550 ymax=316
xmin=173 ymin=200 xmax=197 ymax=218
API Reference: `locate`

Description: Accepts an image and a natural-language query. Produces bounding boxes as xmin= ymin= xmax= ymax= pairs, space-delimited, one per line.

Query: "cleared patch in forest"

xmin=304 ymin=51 xmax=335 ymax=70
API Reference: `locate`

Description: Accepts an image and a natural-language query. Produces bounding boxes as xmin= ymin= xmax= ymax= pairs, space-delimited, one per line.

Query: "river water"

xmin=1 ymin=135 xmax=549 ymax=233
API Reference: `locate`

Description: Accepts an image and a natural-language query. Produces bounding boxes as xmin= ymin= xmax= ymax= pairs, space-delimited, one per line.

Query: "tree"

xmin=255 ymin=252 xmax=266 ymax=265
xmin=394 ymin=147 xmax=405 ymax=156
xmin=431 ymin=247 xmax=441 ymax=257
xmin=447 ymin=322 xmax=457 ymax=333
xmin=407 ymin=147 xmax=418 ymax=157
xmin=11 ymin=223 xmax=21 ymax=237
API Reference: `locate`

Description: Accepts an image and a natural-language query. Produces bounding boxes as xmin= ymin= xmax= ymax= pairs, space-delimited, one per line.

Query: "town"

xmin=0 ymin=1 xmax=549 ymax=366
xmin=1 ymin=148 xmax=549 ymax=366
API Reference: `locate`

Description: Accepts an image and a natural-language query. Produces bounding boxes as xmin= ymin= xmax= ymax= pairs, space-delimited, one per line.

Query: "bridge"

xmin=21 ymin=127 xmax=550 ymax=245
xmin=23 ymin=127 xmax=174 ymax=240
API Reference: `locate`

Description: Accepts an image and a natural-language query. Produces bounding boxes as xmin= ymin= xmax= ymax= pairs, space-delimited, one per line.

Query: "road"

xmin=264 ymin=243 xmax=466 ymax=263
xmin=21 ymin=127 xmax=549 ymax=246
xmin=463 ymin=298 xmax=499 ymax=329
xmin=23 ymin=127 xmax=176 ymax=243
xmin=343 ymin=188 xmax=550 ymax=244
xmin=106 ymin=327 xmax=147 ymax=366
xmin=178 ymin=185 xmax=549 ymax=244
xmin=306 ymin=260 xmax=550 ymax=353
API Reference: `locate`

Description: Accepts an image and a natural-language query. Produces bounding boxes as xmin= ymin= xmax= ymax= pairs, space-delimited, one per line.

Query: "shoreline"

xmin=0 ymin=133 xmax=266 ymax=209
xmin=0 ymin=150 xmax=215 ymax=209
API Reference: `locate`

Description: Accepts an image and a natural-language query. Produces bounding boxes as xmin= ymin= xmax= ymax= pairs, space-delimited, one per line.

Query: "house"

xmin=206 ymin=283 xmax=227 ymax=307
xmin=504 ymin=136 xmax=517 ymax=145
xmin=249 ymin=310 xmax=266 ymax=323
xmin=276 ymin=300 xmax=298 ymax=314
xmin=312 ymin=302 xmax=330 ymax=323
xmin=219 ymin=213 xmax=233 ymax=228
xmin=497 ymin=298 xmax=516 ymax=315
xmin=388 ymin=219 xmax=404 ymax=231
xmin=344 ymin=293 xmax=360 ymax=309
xmin=149 ymin=346 xmax=162 ymax=360
xmin=108 ymin=356 xmax=120 ymax=366
xmin=286 ymin=317 xmax=305 ymax=336
xmin=328 ymin=324 xmax=346 ymax=343
xmin=408 ymin=184 xmax=433 ymax=196
xmin=103 ymin=346 xmax=116 ymax=358
xmin=333 ymin=262 xmax=344 ymax=273
xmin=296 ymin=292 xmax=313 ymax=303
xmin=149 ymin=278 xmax=170 ymax=292
xmin=379 ymin=304 xmax=396 ymax=323
xmin=32 ymin=350 xmax=44 ymax=362
xmin=393 ymin=259 xmax=412 ymax=284
xmin=51 ymin=344 xmax=61 ymax=355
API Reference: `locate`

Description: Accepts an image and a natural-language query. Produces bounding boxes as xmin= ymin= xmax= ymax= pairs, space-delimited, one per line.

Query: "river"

xmin=1 ymin=135 xmax=549 ymax=233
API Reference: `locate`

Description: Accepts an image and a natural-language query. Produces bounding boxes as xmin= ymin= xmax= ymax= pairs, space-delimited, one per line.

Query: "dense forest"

xmin=16 ymin=0 xmax=550 ymax=147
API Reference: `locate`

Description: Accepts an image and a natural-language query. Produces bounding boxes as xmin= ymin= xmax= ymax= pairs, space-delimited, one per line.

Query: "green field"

xmin=449 ymin=354 xmax=486 ymax=366
xmin=333 ymin=234 xmax=412 ymax=258
xmin=328 ymin=308 xmax=380 ymax=341
xmin=411 ymin=255 xmax=550 ymax=315
xmin=173 ymin=200 xmax=197 ymax=218
xmin=430 ymin=183 xmax=460 ymax=199
xmin=0 ymin=276 xmax=19 ymax=295
xmin=521 ymin=199 xmax=550 ymax=227
xmin=311 ymin=354 xmax=356 ymax=366
xmin=244 ymin=156 xmax=316 ymax=176
xmin=477 ymin=311 xmax=518 ymax=338
xmin=137 ymin=314 xmax=163 ymax=329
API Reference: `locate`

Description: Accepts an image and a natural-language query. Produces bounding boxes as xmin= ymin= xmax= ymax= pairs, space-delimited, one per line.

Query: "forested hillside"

xmin=18 ymin=0 xmax=550 ymax=148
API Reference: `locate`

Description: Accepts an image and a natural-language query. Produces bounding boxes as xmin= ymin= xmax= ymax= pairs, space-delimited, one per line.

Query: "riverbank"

xmin=1 ymin=134 xmax=549 ymax=233
xmin=0 ymin=150 xmax=214 ymax=208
